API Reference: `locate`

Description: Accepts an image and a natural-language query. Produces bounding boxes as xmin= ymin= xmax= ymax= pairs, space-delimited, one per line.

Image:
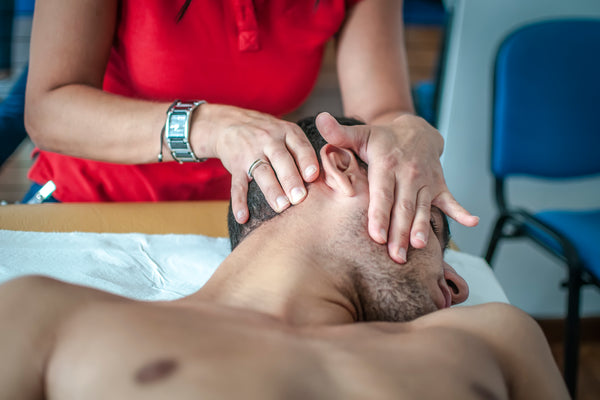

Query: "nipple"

xmin=134 ymin=358 xmax=178 ymax=384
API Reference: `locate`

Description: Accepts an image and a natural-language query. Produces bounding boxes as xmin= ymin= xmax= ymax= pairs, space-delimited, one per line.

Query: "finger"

xmin=264 ymin=141 xmax=307 ymax=205
xmin=386 ymin=182 xmax=417 ymax=264
xmin=366 ymin=166 xmax=396 ymax=245
xmin=230 ymin=173 xmax=250 ymax=224
xmin=315 ymin=112 xmax=370 ymax=157
xmin=251 ymin=159 xmax=291 ymax=213
xmin=432 ymin=191 xmax=480 ymax=227
xmin=409 ymin=187 xmax=432 ymax=249
xmin=285 ymin=124 xmax=320 ymax=182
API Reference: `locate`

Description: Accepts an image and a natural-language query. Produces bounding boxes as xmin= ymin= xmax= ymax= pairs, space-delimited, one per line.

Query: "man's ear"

xmin=320 ymin=144 xmax=361 ymax=197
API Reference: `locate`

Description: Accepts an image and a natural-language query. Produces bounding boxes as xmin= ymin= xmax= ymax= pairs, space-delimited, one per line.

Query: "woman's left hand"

xmin=316 ymin=112 xmax=479 ymax=264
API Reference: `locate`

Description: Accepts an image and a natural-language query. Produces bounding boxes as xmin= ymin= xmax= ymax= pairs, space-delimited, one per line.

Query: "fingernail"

xmin=415 ymin=231 xmax=426 ymax=244
xmin=304 ymin=165 xmax=317 ymax=178
xmin=276 ymin=196 xmax=289 ymax=211
xmin=236 ymin=210 xmax=246 ymax=221
xmin=397 ymin=248 xmax=407 ymax=263
xmin=290 ymin=187 xmax=306 ymax=204
xmin=380 ymin=229 xmax=388 ymax=243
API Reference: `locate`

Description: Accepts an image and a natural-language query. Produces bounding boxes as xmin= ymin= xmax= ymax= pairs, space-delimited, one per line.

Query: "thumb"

xmin=316 ymin=112 xmax=370 ymax=157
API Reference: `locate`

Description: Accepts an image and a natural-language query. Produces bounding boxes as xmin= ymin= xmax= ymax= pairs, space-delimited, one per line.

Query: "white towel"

xmin=0 ymin=230 xmax=508 ymax=304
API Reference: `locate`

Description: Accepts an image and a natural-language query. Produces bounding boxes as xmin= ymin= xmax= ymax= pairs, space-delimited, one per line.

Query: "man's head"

xmin=228 ymin=115 xmax=366 ymax=249
xmin=227 ymin=115 xmax=468 ymax=322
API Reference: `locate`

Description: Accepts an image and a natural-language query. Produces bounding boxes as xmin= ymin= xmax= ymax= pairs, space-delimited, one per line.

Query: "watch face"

xmin=169 ymin=112 xmax=188 ymax=137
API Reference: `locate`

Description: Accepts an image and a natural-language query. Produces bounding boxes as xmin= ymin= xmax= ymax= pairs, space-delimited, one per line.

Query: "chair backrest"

xmin=492 ymin=19 xmax=600 ymax=179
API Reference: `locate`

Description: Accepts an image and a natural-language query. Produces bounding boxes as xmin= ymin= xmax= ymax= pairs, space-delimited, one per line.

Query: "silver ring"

xmin=247 ymin=158 xmax=270 ymax=179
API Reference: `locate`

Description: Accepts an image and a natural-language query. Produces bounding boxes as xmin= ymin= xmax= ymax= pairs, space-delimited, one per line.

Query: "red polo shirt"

xmin=28 ymin=0 xmax=362 ymax=202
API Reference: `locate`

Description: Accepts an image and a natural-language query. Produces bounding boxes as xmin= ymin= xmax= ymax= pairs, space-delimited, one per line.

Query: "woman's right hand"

xmin=193 ymin=104 xmax=320 ymax=224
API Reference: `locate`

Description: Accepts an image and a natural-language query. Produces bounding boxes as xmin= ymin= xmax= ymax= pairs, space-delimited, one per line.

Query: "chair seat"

xmin=525 ymin=209 xmax=600 ymax=280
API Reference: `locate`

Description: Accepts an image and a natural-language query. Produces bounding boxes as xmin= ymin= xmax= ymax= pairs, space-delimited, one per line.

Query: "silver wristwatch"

xmin=165 ymin=100 xmax=206 ymax=163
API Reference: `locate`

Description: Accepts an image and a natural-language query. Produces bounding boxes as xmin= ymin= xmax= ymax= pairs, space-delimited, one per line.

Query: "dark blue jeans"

xmin=0 ymin=0 xmax=14 ymax=71
xmin=0 ymin=64 xmax=27 ymax=165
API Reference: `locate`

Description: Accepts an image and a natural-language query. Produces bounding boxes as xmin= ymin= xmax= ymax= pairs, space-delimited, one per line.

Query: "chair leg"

xmin=563 ymin=269 xmax=582 ymax=399
xmin=484 ymin=215 xmax=508 ymax=265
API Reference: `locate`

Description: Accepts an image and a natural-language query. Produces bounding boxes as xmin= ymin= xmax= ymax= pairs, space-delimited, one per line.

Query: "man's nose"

xmin=443 ymin=262 xmax=469 ymax=305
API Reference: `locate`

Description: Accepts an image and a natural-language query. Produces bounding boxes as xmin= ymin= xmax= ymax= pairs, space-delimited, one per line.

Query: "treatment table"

xmin=0 ymin=202 xmax=508 ymax=305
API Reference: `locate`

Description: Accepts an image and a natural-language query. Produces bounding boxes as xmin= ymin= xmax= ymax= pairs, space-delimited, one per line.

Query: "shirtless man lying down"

xmin=1 ymin=116 xmax=568 ymax=399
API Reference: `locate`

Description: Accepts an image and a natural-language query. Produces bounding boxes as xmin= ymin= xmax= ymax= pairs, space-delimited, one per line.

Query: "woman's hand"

xmin=316 ymin=112 xmax=479 ymax=264
xmin=195 ymin=104 xmax=320 ymax=224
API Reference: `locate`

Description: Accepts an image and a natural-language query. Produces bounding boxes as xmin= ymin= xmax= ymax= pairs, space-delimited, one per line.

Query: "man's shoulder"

xmin=2 ymin=274 xmax=81 ymax=294
xmin=414 ymin=303 xmax=569 ymax=395
xmin=1 ymin=275 xmax=126 ymax=304
xmin=459 ymin=302 xmax=542 ymax=339
xmin=432 ymin=305 xmax=568 ymax=398
xmin=0 ymin=276 xmax=131 ymax=399
xmin=0 ymin=275 xmax=130 ymax=347
xmin=447 ymin=302 xmax=532 ymax=326
xmin=414 ymin=302 xmax=540 ymax=342
xmin=329 ymin=303 xmax=530 ymax=344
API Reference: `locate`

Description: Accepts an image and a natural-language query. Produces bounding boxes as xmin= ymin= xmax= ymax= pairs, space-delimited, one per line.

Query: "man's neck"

xmin=187 ymin=215 xmax=359 ymax=326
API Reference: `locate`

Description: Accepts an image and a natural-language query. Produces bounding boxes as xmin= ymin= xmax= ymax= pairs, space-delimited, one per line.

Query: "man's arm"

xmin=450 ymin=303 xmax=570 ymax=399
xmin=0 ymin=276 xmax=121 ymax=399
xmin=0 ymin=276 xmax=53 ymax=399
xmin=492 ymin=304 xmax=570 ymax=399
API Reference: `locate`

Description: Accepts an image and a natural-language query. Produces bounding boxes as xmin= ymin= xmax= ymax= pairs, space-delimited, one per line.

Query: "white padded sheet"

xmin=0 ymin=230 xmax=508 ymax=304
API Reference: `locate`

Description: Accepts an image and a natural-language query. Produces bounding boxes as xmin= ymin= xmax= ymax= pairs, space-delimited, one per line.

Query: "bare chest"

xmin=46 ymin=305 xmax=507 ymax=400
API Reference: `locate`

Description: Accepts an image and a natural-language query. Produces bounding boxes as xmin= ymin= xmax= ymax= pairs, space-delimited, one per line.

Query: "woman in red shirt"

xmin=25 ymin=0 xmax=478 ymax=263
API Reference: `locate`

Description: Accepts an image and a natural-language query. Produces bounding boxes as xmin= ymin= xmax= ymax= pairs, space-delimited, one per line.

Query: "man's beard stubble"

xmin=329 ymin=210 xmax=438 ymax=323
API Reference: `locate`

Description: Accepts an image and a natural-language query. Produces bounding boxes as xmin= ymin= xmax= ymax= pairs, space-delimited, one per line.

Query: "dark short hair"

xmin=227 ymin=115 xmax=365 ymax=249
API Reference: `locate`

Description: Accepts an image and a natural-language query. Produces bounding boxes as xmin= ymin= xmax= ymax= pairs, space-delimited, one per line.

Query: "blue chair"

xmin=484 ymin=19 xmax=600 ymax=398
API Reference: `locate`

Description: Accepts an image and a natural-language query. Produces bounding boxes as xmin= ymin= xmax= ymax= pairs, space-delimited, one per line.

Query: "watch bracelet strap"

xmin=164 ymin=99 xmax=207 ymax=163
xmin=157 ymin=126 xmax=166 ymax=162
xmin=157 ymin=99 xmax=179 ymax=163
